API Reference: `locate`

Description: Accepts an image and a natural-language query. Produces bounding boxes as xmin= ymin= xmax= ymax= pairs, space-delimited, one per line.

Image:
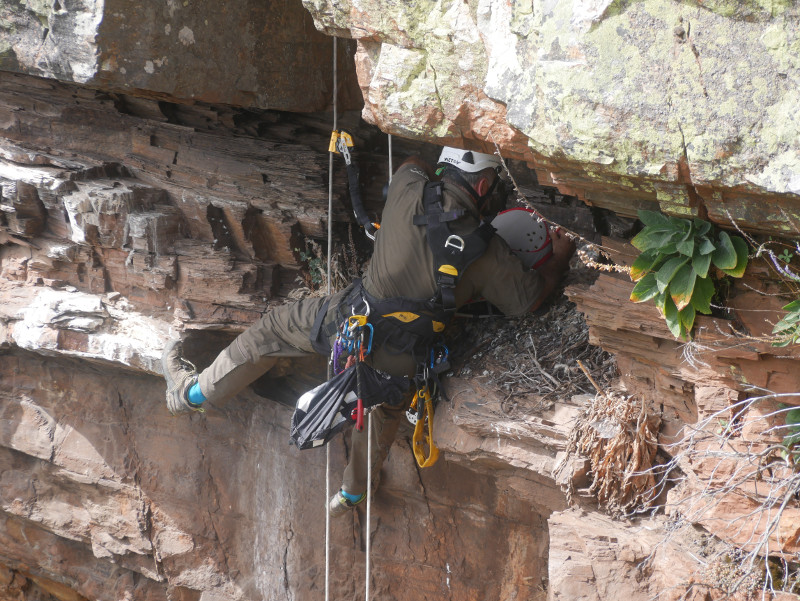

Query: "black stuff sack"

xmin=289 ymin=364 xmax=409 ymax=450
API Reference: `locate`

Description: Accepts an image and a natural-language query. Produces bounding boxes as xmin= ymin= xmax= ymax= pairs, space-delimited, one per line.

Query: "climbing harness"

xmin=330 ymin=180 xmax=495 ymax=365
xmin=414 ymin=181 xmax=496 ymax=316
xmin=315 ymin=176 xmax=496 ymax=467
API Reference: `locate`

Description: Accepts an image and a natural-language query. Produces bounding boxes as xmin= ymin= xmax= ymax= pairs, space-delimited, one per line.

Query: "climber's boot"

xmin=328 ymin=489 xmax=366 ymax=518
xmin=161 ymin=339 xmax=203 ymax=415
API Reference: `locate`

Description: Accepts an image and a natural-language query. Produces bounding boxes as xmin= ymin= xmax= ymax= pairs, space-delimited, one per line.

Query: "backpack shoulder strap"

xmin=413 ymin=182 xmax=494 ymax=315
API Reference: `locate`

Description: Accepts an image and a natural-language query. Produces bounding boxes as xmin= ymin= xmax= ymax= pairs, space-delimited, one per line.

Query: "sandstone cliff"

xmin=1 ymin=1 xmax=799 ymax=600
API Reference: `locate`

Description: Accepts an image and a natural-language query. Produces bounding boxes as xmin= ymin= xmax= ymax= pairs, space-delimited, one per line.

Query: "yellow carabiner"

xmin=412 ymin=388 xmax=440 ymax=468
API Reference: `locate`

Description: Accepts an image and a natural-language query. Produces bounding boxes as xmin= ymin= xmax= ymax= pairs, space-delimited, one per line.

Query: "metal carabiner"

xmin=444 ymin=235 xmax=465 ymax=252
xmin=350 ymin=294 xmax=370 ymax=320
xmin=430 ymin=344 xmax=450 ymax=369
xmin=412 ymin=387 xmax=440 ymax=468
xmin=361 ymin=322 xmax=374 ymax=356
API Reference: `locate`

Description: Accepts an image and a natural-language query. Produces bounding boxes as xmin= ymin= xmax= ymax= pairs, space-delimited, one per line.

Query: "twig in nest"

xmin=578 ymin=359 xmax=603 ymax=394
xmin=528 ymin=335 xmax=561 ymax=389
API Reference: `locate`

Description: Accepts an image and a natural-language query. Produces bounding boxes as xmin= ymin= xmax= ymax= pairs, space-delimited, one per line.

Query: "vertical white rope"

xmin=366 ymin=412 xmax=372 ymax=601
xmin=387 ymin=134 xmax=393 ymax=183
xmin=324 ymin=35 xmax=337 ymax=601
xmin=324 ymin=446 xmax=331 ymax=601
xmin=327 ymin=36 xmax=337 ymax=297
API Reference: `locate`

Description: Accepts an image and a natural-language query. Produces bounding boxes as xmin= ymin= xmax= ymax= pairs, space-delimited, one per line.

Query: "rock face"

xmin=567 ymin=258 xmax=800 ymax=555
xmin=1 ymin=1 xmax=800 ymax=600
xmin=0 ymin=0 xmax=362 ymax=112
xmin=302 ymin=0 xmax=800 ymax=234
xmin=0 ymin=68 xmax=583 ymax=601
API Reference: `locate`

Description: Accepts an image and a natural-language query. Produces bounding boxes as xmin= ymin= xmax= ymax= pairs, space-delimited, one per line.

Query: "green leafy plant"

xmin=779 ymin=406 xmax=800 ymax=466
xmin=772 ymin=299 xmax=800 ymax=347
xmin=629 ymin=210 xmax=749 ymax=339
xmin=295 ymin=240 xmax=326 ymax=288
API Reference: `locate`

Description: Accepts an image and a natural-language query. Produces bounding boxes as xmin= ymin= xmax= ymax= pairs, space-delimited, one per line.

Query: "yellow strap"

xmin=412 ymin=390 xmax=440 ymax=468
xmin=382 ymin=311 xmax=419 ymax=323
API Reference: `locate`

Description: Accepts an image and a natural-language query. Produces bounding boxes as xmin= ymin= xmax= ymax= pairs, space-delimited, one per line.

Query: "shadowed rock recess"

xmin=1 ymin=0 xmax=800 ymax=600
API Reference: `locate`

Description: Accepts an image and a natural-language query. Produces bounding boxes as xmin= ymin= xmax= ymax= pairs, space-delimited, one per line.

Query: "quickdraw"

xmin=410 ymin=385 xmax=439 ymax=468
xmin=406 ymin=344 xmax=449 ymax=468
xmin=330 ymin=129 xmax=380 ymax=240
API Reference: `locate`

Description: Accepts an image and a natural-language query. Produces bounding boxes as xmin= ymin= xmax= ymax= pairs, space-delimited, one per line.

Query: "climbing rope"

xmin=370 ymin=131 xmax=388 ymax=601
xmin=388 ymin=134 xmax=393 ymax=183
xmin=324 ymin=39 xmax=406 ymax=601
xmin=366 ymin=412 xmax=372 ymax=601
xmin=327 ymin=37 xmax=337 ymax=296
xmin=324 ymin=35 xmax=337 ymax=601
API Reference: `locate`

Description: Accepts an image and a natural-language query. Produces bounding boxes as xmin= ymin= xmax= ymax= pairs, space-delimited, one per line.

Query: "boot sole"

xmin=161 ymin=339 xmax=182 ymax=394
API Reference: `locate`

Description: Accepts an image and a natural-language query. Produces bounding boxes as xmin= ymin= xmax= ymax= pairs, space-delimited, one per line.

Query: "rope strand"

xmin=324 ymin=35 xmax=337 ymax=601
xmin=388 ymin=134 xmax=393 ymax=183
xmin=366 ymin=413 xmax=372 ymax=601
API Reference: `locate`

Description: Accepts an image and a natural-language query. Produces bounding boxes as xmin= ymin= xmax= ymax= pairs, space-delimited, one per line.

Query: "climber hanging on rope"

xmin=160 ymin=145 xmax=576 ymax=517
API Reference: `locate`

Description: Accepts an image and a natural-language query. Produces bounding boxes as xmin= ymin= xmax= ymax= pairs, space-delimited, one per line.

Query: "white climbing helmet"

xmin=438 ymin=146 xmax=502 ymax=173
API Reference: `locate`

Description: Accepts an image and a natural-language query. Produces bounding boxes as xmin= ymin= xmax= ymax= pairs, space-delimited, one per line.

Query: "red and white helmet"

xmin=491 ymin=208 xmax=553 ymax=269
xmin=438 ymin=146 xmax=502 ymax=173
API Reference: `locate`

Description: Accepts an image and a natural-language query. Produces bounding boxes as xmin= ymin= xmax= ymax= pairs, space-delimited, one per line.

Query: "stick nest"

xmin=448 ymin=291 xmax=617 ymax=408
xmin=567 ymin=389 xmax=662 ymax=517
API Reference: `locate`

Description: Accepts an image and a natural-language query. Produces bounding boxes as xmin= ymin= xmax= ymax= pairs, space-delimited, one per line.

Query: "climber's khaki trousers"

xmin=196 ymin=287 xmax=415 ymax=495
